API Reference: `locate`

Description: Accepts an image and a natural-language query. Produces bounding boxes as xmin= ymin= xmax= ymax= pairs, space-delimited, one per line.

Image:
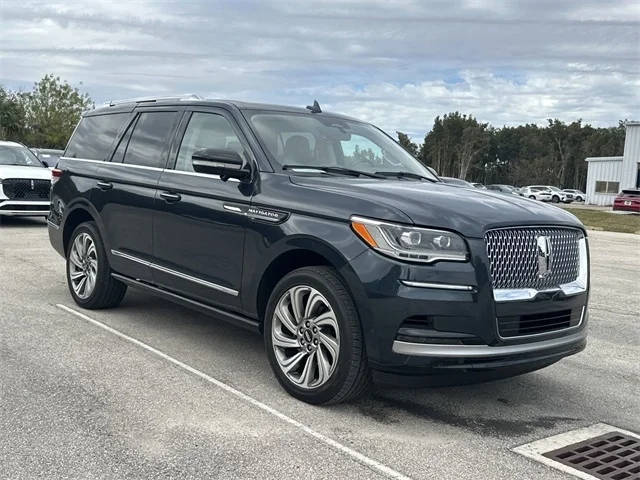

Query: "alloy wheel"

xmin=271 ymin=285 xmax=340 ymax=389
xmin=68 ymin=232 xmax=98 ymax=299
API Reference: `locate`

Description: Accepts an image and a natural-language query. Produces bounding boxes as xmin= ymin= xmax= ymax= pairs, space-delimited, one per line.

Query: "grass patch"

xmin=563 ymin=208 xmax=640 ymax=234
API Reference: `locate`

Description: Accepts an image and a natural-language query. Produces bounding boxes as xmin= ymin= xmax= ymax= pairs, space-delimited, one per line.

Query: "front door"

xmin=151 ymin=109 xmax=254 ymax=310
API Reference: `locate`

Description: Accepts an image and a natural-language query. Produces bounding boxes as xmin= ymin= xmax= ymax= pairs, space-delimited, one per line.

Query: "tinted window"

xmin=110 ymin=117 xmax=137 ymax=163
xmin=175 ymin=112 xmax=244 ymax=172
xmin=65 ymin=113 xmax=129 ymax=160
xmin=123 ymin=112 xmax=179 ymax=168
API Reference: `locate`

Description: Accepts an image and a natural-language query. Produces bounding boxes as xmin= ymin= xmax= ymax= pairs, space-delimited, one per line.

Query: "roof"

xmin=0 ymin=140 xmax=23 ymax=147
xmin=88 ymin=96 xmax=361 ymax=122
xmin=625 ymin=121 xmax=640 ymax=127
xmin=585 ymin=156 xmax=623 ymax=162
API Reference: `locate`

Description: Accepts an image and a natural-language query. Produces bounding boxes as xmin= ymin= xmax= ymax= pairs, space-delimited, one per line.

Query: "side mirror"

xmin=191 ymin=148 xmax=251 ymax=182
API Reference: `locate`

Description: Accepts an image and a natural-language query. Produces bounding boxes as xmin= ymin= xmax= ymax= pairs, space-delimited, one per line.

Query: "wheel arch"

xmin=252 ymin=237 xmax=364 ymax=331
xmin=62 ymin=202 xmax=104 ymax=255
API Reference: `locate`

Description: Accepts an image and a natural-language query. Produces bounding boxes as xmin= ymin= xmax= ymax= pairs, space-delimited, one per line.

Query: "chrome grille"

xmin=485 ymin=227 xmax=580 ymax=290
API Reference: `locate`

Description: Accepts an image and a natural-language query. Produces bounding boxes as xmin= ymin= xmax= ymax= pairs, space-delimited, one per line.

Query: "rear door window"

xmin=123 ymin=111 xmax=179 ymax=169
xmin=65 ymin=113 xmax=129 ymax=160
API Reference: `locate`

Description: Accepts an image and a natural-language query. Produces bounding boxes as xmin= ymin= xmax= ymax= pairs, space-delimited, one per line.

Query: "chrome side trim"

xmin=400 ymin=280 xmax=474 ymax=291
xmin=161 ymin=169 xmax=240 ymax=183
xmin=110 ymin=250 xmax=239 ymax=296
xmin=62 ymin=157 xmax=164 ymax=172
xmin=223 ymin=204 xmax=242 ymax=213
xmin=392 ymin=327 xmax=587 ymax=358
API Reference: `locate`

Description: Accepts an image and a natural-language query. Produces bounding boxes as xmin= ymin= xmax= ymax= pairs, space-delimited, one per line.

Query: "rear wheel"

xmin=264 ymin=266 xmax=369 ymax=404
xmin=66 ymin=222 xmax=126 ymax=309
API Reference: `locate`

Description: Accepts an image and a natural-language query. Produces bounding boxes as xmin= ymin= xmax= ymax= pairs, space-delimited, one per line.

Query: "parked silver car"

xmin=563 ymin=189 xmax=585 ymax=202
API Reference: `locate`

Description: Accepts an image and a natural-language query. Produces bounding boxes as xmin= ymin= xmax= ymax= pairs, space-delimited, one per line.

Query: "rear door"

xmin=95 ymin=108 xmax=182 ymax=281
xmin=151 ymin=108 xmax=254 ymax=310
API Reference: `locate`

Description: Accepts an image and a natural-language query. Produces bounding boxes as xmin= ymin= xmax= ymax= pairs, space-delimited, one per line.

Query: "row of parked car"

xmin=439 ymin=177 xmax=585 ymax=203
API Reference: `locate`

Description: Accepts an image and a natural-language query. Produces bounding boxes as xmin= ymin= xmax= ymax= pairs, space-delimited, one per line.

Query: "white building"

xmin=585 ymin=121 xmax=640 ymax=206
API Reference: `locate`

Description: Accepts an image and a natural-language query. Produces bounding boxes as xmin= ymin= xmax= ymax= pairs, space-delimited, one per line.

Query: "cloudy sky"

xmin=1 ymin=0 xmax=639 ymax=139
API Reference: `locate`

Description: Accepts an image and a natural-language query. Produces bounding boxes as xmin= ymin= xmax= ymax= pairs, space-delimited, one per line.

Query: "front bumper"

xmin=344 ymin=237 xmax=589 ymax=380
xmin=0 ymin=200 xmax=50 ymax=216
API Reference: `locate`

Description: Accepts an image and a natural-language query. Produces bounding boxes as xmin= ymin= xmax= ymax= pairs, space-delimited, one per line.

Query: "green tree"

xmin=19 ymin=74 xmax=93 ymax=148
xmin=420 ymin=112 xmax=488 ymax=179
xmin=396 ymin=131 xmax=418 ymax=157
xmin=0 ymin=87 xmax=26 ymax=141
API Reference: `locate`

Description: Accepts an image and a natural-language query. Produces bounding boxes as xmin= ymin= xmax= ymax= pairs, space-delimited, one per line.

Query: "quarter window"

xmin=65 ymin=113 xmax=129 ymax=160
xmin=123 ymin=112 xmax=179 ymax=169
xmin=175 ymin=112 xmax=245 ymax=172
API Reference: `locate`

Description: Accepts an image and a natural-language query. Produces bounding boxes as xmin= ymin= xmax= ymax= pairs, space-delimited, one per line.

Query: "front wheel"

xmin=552 ymin=195 xmax=560 ymax=203
xmin=264 ymin=266 xmax=369 ymax=404
xmin=529 ymin=195 xmax=536 ymax=200
xmin=66 ymin=222 xmax=127 ymax=309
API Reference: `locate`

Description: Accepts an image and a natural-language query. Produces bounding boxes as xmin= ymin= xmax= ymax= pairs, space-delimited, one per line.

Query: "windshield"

xmin=0 ymin=145 xmax=44 ymax=167
xmin=245 ymin=111 xmax=437 ymax=180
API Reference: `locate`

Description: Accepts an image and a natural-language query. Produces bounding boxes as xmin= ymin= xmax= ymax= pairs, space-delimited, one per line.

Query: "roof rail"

xmin=103 ymin=94 xmax=204 ymax=107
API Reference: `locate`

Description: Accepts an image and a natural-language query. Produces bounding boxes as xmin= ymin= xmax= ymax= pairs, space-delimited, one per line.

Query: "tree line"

xmin=397 ymin=112 xmax=625 ymax=189
xmin=1 ymin=75 xmax=625 ymax=190
xmin=1 ymin=75 xmax=93 ymax=150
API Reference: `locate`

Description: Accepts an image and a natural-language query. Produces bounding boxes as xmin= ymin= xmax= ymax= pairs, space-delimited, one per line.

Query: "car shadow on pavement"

xmin=105 ymin=289 xmax=585 ymax=440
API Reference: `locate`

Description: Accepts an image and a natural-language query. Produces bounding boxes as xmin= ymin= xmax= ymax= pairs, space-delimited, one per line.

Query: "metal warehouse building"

xmin=585 ymin=121 xmax=640 ymax=206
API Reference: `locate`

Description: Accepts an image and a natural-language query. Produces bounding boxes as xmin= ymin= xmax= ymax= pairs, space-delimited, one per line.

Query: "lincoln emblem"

xmin=536 ymin=235 xmax=552 ymax=278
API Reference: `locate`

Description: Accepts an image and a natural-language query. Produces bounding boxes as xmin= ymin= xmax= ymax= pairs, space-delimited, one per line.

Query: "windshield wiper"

xmin=282 ymin=165 xmax=384 ymax=179
xmin=374 ymin=171 xmax=437 ymax=182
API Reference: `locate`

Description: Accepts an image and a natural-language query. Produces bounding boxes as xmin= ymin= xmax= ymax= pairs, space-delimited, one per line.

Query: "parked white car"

xmin=545 ymin=186 xmax=574 ymax=203
xmin=563 ymin=189 xmax=585 ymax=202
xmin=0 ymin=141 xmax=52 ymax=218
xmin=526 ymin=185 xmax=573 ymax=203
xmin=520 ymin=186 xmax=554 ymax=201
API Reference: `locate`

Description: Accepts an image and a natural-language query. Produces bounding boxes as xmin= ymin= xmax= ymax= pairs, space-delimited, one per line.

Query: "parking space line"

xmin=56 ymin=304 xmax=413 ymax=480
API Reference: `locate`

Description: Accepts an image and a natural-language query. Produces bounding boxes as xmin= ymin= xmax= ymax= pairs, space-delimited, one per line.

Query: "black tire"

xmin=552 ymin=195 xmax=560 ymax=203
xmin=66 ymin=222 xmax=126 ymax=309
xmin=264 ymin=266 xmax=370 ymax=404
xmin=528 ymin=195 xmax=536 ymax=200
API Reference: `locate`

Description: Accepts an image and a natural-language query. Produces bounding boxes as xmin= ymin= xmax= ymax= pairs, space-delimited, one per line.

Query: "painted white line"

xmin=56 ymin=304 xmax=412 ymax=480
xmin=513 ymin=423 xmax=640 ymax=480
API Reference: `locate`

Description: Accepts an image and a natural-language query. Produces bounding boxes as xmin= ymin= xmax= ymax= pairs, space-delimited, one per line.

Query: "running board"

xmin=111 ymin=273 xmax=260 ymax=333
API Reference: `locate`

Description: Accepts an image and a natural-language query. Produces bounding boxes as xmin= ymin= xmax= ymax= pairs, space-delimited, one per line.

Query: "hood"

xmin=289 ymin=176 xmax=584 ymax=238
xmin=0 ymin=165 xmax=51 ymax=180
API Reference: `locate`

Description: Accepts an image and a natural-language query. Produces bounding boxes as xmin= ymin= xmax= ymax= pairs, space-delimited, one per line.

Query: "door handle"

xmin=160 ymin=191 xmax=181 ymax=202
xmin=97 ymin=181 xmax=113 ymax=190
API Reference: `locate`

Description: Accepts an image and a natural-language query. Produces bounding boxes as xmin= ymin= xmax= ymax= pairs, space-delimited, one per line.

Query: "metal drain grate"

xmin=543 ymin=431 xmax=640 ymax=480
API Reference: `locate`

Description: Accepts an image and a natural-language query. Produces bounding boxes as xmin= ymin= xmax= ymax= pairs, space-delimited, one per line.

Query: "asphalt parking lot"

xmin=1 ymin=217 xmax=638 ymax=480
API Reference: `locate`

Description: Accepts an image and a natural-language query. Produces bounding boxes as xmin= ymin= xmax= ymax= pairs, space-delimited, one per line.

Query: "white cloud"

xmin=1 ymin=0 xmax=638 ymax=138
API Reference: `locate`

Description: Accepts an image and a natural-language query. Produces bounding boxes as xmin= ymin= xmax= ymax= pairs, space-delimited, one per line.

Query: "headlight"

xmin=351 ymin=216 xmax=468 ymax=263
